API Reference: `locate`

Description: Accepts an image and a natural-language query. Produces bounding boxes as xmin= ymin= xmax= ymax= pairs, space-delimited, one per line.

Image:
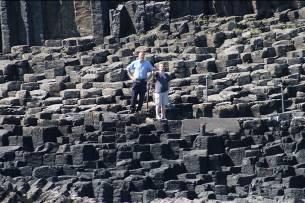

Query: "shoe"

xmin=129 ymin=109 xmax=135 ymax=114
xmin=161 ymin=116 xmax=167 ymax=120
xmin=156 ymin=115 xmax=161 ymax=120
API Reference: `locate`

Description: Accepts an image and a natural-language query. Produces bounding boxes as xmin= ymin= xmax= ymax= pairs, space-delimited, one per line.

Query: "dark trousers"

xmin=130 ymin=80 xmax=147 ymax=111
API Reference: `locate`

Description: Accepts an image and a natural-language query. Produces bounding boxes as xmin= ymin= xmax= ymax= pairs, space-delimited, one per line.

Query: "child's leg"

xmin=161 ymin=92 xmax=168 ymax=119
xmin=155 ymin=105 xmax=161 ymax=119
xmin=161 ymin=105 xmax=166 ymax=119
xmin=155 ymin=93 xmax=161 ymax=119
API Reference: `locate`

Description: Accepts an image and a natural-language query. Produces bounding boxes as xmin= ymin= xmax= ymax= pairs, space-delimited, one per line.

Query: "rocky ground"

xmin=1 ymin=7 xmax=305 ymax=203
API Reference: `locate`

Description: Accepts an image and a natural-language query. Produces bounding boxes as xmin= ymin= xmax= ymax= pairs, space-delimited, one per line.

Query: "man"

xmin=126 ymin=51 xmax=154 ymax=113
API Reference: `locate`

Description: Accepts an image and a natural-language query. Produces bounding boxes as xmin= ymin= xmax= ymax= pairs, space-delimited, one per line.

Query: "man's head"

xmin=138 ymin=51 xmax=145 ymax=61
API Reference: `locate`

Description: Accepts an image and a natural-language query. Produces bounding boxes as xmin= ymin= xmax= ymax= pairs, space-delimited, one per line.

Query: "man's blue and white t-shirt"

xmin=126 ymin=60 xmax=154 ymax=80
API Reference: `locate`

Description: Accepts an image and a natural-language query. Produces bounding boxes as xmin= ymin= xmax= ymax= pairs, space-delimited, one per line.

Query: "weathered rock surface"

xmin=1 ymin=1 xmax=305 ymax=203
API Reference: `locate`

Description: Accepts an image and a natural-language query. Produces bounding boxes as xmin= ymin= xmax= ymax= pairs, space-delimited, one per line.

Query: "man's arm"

xmin=126 ymin=62 xmax=135 ymax=80
xmin=127 ymin=71 xmax=135 ymax=81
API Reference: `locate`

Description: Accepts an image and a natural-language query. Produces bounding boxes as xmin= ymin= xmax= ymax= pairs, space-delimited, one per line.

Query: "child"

xmin=153 ymin=63 xmax=170 ymax=120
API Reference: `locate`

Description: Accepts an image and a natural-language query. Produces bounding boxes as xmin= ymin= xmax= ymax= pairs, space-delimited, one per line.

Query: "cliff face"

xmin=0 ymin=0 xmax=304 ymax=53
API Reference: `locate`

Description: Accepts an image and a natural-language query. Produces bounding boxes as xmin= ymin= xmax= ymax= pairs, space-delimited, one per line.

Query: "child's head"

xmin=158 ymin=63 xmax=165 ymax=72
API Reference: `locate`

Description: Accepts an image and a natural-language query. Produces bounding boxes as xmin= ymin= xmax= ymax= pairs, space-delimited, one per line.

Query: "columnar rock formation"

xmin=0 ymin=0 xmax=305 ymax=53
xmin=2 ymin=0 xmax=305 ymax=202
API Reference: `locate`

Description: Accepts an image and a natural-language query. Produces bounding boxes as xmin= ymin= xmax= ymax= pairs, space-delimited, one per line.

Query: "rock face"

xmin=0 ymin=0 xmax=304 ymax=53
xmin=2 ymin=1 xmax=305 ymax=203
xmin=74 ymin=0 xmax=94 ymax=37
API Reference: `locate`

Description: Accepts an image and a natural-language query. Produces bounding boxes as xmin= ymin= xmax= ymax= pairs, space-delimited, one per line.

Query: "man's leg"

xmin=136 ymin=82 xmax=147 ymax=111
xmin=130 ymin=82 xmax=139 ymax=113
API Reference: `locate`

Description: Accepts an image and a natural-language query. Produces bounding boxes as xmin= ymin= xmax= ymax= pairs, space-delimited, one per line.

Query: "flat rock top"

xmin=183 ymin=149 xmax=207 ymax=157
xmin=0 ymin=146 xmax=21 ymax=153
xmin=181 ymin=117 xmax=241 ymax=135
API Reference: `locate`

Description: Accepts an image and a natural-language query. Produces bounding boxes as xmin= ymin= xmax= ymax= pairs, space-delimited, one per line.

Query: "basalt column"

xmin=0 ymin=0 xmax=23 ymax=52
xmin=73 ymin=0 xmax=92 ymax=37
xmin=42 ymin=0 xmax=78 ymax=40
xmin=0 ymin=0 xmax=43 ymax=52
xmin=213 ymin=0 xmax=253 ymax=16
xmin=29 ymin=1 xmax=44 ymax=45
xmin=60 ymin=0 xmax=79 ymax=38
xmin=124 ymin=1 xmax=145 ymax=34
xmin=269 ymin=0 xmax=298 ymax=11
xmin=90 ymin=0 xmax=110 ymax=44
xmin=19 ymin=0 xmax=32 ymax=45
xmin=230 ymin=0 xmax=253 ymax=16
xmin=145 ymin=1 xmax=170 ymax=30
xmin=212 ymin=0 xmax=230 ymax=17
xmin=170 ymin=0 xmax=208 ymax=18
xmin=295 ymin=0 xmax=305 ymax=8
xmin=41 ymin=0 xmax=61 ymax=40
xmin=0 ymin=0 xmax=10 ymax=53
xmin=110 ymin=4 xmax=136 ymax=38
xmin=252 ymin=0 xmax=299 ymax=18
xmin=202 ymin=0 xmax=215 ymax=15
xmin=0 ymin=0 xmax=22 ymax=53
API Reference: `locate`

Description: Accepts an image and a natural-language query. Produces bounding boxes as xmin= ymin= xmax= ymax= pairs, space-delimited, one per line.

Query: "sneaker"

xmin=156 ymin=114 xmax=161 ymax=120
xmin=129 ymin=109 xmax=135 ymax=114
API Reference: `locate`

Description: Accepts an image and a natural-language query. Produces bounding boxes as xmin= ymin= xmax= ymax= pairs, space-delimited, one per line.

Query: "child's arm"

xmin=166 ymin=73 xmax=171 ymax=81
